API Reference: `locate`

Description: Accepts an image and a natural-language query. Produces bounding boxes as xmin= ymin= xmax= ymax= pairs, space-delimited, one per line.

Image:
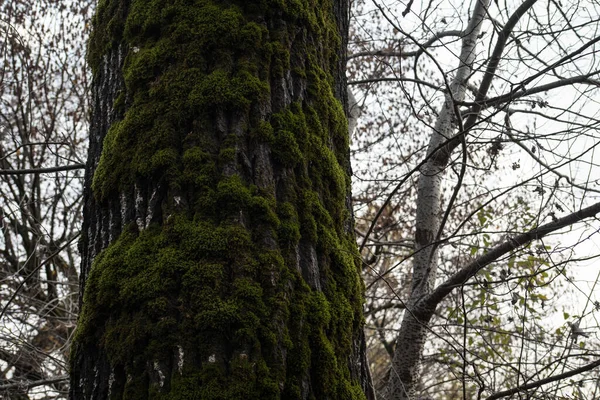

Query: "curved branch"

xmin=484 ymin=358 xmax=600 ymax=400
xmin=426 ymin=200 xmax=600 ymax=308
xmin=461 ymin=71 xmax=600 ymax=109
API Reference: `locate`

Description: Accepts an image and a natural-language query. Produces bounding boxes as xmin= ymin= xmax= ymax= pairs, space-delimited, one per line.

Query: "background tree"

xmin=68 ymin=0 xmax=374 ymax=398
xmin=0 ymin=2 xmax=91 ymax=398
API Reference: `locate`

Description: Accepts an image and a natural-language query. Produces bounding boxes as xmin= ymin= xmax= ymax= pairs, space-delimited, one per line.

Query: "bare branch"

xmin=462 ymin=71 xmax=600 ymax=109
xmin=348 ymin=77 xmax=442 ymax=91
xmin=0 ymin=163 xmax=85 ymax=175
xmin=484 ymin=358 xmax=600 ymax=400
xmin=347 ymin=30 xmax=463 ymax=60
xmin=0 ymin=375 xmax=68 ymax=391
xmin=427 ymin=200 xmax=600 ymax=307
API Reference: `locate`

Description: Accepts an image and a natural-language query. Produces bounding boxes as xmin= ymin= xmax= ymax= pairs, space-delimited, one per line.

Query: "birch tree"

xmin=350 ymin=0 xmax=600 ymax=398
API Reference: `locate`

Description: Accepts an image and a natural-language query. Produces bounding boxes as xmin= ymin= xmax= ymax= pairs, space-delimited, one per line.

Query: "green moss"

xmin=181 ymin=147 xmax=215 ymax=187
xmin=277 ymin=202 xmax=301 ymax=247
xmin=218 ymin=147 xmax=236 ymax=163
xmin=216 ymin=175 xmax=252 ymax=211
xmin=307 ymin=291 xmax=331 ymax=326
xmin=89 ymin=0 xmax=274 ymax=200
xmin=252 ymin=121 xmax=274 ymax=143
xmin=269 ymin=41 xmax=291 ymax=77
xmin=272 ymin=130 xmax=303 ymax=166
xmin=150 ymin=147 xmax=178 ymax=173
xmin=189 ymin=69 xmax=268 ymax=110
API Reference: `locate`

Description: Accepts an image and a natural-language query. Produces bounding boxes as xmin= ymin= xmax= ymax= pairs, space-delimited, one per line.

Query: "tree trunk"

xmin=383 ymin=1 xmax=490 ymax=399
xmin=69 ymin=1 xmax=374 ymax=399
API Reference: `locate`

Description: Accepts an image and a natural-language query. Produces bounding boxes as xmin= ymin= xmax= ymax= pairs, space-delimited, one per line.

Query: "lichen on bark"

xmin=70 ymin=0 xmax=372 ymax=399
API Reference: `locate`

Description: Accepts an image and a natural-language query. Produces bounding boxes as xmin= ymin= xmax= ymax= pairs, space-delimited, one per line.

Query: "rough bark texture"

xmin=383 ymin=1 xmax=490 ymax=399
xmin=69 ymin=1 xmax=374 ymax=399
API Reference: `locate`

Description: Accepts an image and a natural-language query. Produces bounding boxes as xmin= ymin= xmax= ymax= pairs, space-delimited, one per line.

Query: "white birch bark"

xmin=383 ymin=1 xmax=491 ymax=398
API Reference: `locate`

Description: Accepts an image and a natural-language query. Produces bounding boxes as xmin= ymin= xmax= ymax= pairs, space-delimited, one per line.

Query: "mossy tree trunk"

xmin=69 ymin=0 xmax=374 ymax=399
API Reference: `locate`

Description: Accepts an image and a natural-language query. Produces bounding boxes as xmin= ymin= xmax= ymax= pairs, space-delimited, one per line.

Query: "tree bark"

xmin=69 ymin=1 xmax=374 ymax=399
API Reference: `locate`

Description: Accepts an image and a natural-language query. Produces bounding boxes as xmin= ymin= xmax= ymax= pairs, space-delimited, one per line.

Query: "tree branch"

xmin=347 ymin=30 xmax=463 ymax=60
xmin=0 ymin=164 xmax=85 ymax=175
xmin=426 ymin=200 xmax=600 ymax=307
xmin=460 ymin=71 xmax=600 ymax=109
xmin=484 ymin=358 xmax=600 ymax=400
xmin=0 ymin=375 xmax=68 ymax=391
xmin=348 ymin=77 xmax=442 ymax=90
